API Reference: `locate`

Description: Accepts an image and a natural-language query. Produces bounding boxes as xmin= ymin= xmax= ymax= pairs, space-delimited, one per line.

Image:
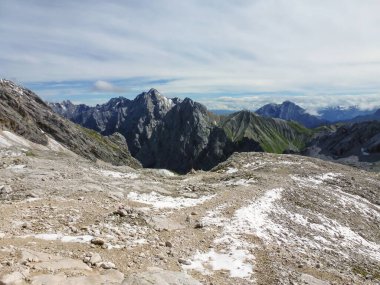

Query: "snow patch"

xmin=225 ymin=178 xmax=255 ymax=187
xmin=185 ymin=188 xmax=283 ymax=280
xmin=183 ymin=249 xmax=254 ymax=278
xmin=127 ymin=191 xmax=214 ymax=209
xmin=6 ymin=164 xmax=26 ymax=170
xmin=226 ymin=167 xmax=238 ymax=174
xmin=99 ymin=170 xmax=139 ymax=179
xmin=291 ymin=173 xmax=341 ymax=188
xmin=22 ymin=233 xmax=94 ymax=243
xmin=156 ymin=169 xmax=176 ymax=177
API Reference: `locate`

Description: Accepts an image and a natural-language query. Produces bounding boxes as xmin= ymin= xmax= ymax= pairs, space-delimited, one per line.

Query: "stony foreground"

xmin=0 ymin=131 xmax=379 ymax=284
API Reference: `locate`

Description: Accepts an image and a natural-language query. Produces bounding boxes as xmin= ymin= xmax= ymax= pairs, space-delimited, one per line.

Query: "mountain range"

xmin=50 ymin=89 xmax=312 ymax=173
xmin=1 ymin=79 xmax=379 ymax=173
xmin=318 ymin=106 xmax=375 ymax=122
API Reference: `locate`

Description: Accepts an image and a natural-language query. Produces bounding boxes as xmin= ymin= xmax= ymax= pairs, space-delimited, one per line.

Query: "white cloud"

xmin=93 ymin=80 xmax=124 ymax=93
xmin=1 ymin=0 xmax=380 ymax=106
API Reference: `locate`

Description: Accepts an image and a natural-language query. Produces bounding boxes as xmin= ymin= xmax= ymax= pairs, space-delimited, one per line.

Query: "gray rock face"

xmin=0 ymin=79 xmax=140 ymax=168
xmin=256 ymin=101 xmax=328 ymax=128
xmin=49 ymin=89 xmax=178 ymax=157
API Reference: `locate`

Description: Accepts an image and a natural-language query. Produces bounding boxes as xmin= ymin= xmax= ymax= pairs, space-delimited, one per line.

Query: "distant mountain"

xmin=51 ymin=92 xmax=310 ymax=173
xmin=317 ymin=106 xmax=374 ymax=122
xmin=255 ymin=101 xmax=327 ymax=128
xmin=0 ymin=79 xmax=140 ymax=168
xmin=210 ymin=109 xmax=235 ymax=116
xmin=349 ymin=109 xmax=380 ymax=123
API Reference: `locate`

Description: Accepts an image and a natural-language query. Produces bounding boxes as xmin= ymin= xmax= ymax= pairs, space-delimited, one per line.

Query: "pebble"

xmin=100 ymin=262 xmax=116 ymax=269
xmin=90 ymin=238 xmax=105 ymax=246
xmin=178 ymin=258 xmax=192 ymax=265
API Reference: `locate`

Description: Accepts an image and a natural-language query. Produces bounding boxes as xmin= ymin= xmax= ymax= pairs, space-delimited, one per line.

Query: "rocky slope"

xmin=255 ymin=101 xmax=327 ymax=128
xmin=0 ymin=131 xmax=379 ymax=284
xmin=304 ymin=121 xmax=380 ymax=171
xmin=0 ymin=79 xmax=140 ymax=168
xmin=50 ymin=92 xmax=310 ymax=173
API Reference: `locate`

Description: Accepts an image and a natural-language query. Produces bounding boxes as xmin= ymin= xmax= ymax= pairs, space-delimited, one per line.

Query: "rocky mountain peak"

xmin=256 ymin=101 xmax=327 ymax=128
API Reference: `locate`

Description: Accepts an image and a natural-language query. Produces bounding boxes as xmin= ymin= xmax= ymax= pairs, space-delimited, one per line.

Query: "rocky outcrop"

xmin=0 ymin=79 xmax=140 ymax=168
xmin=256 ymin=101 xmax=328 ymax=128
xmin=305 ymin=121 xmax=380 ymax=163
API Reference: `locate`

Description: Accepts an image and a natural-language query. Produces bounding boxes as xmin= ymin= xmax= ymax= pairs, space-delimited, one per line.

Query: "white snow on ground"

xmin=225 ymin=178 xmax=255 ymax=187
xmin=155 ymin=169 xmax=176 ymax=177
xmin=243 ymin=161 xmax=265 ymax=169
xmin=185 ymin=249 xmax=254 ymax=278
xmin=0 ymin=131 xmax=33 ymax=148
xmin=127 ymin=191 xmax=215 ymax=209
xmin=0 ymin=150 xmax=24 ymax=157
xmin=0 ymin=130 xmax=72 ymax=154
xmin=47 ymin=137 xmax=69 ymax=152
xmin=226 ymin=167 xmax=238 ymax=174
xmin=291 ymin=172 xmax=341 ymax=188
xmin=21 ymin=233 xmax=94 ymax=243
xmin=333 ymin=188 xmax=380 ymax=218
xmin=201 ymin=204 xmax=228 ymax=227
xmin=277 ymin=160 xmax=301 ymax=165
xmin=99 ymin=170 xmax=139 ymax=179
xmin=6 ymin=165 xmax=26 ymax=170
xmin=283 ymin=208 xmax=380 ymax=261
xmin=184 ymin=188 xmax=283 ymax=280
xmin=217 ymin=188 xmax=284 ymax=242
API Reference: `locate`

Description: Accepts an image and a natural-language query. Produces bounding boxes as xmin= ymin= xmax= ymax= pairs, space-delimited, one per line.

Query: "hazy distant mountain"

xmin=210 ymin=109 xmax=235 ymax=116
xmin=317 ymin=106 xmax=374 ymax=122
xmin=51 ymin=92 xmax=310 ymax=173
xmin=349 ymin=109 xmax=380 ymax=123
xmin=255 ymin=101 xmax=327 ymax=128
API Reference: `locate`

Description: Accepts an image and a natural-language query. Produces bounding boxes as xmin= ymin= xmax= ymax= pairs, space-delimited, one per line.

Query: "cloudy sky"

xmin=1 ymin=0 xmax=380 ymax=112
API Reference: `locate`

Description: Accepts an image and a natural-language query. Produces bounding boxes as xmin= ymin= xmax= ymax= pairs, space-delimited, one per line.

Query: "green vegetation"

xmin=220 ymin=111 xmax=313 ymax=154
xmin=79 ymin=126 xmax=120 ymax=151
xmin=352 ymin=266 xmax=380 ymax=280
xmin=25 ymin=150 xmax=36 ymax=157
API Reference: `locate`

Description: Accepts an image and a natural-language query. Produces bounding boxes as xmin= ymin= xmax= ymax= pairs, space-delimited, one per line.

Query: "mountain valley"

xmin=0 ymin=80 xmax=379 ymax=285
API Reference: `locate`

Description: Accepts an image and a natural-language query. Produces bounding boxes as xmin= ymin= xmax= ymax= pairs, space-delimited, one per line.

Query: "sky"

xmin=1 ymin=0 xmax=380 ymax=113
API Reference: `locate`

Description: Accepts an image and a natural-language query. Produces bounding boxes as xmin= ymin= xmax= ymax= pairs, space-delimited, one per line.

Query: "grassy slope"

xmin=220 ymin=111 xmax=312 ymax=153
